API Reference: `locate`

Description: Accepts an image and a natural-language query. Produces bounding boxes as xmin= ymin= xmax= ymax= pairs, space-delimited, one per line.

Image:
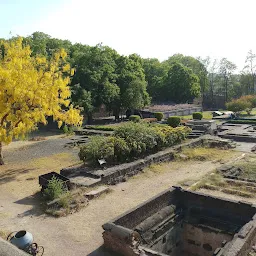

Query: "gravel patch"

xmin=3 ymin=136 xmax=79 ymax=164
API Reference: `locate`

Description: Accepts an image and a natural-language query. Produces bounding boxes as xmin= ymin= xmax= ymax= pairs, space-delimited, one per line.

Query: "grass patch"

xmin=30 ymin=152 xmax=81 ymax=170
xmin=176 ymin=147 xmax=232 ymax=162
xmin=181 ymin=111 xmax=212 ymax=120
xmin=45 ymin=189 xmax=88 ymax=217
xmin=0 ymin=230 xmax=9 ymax=239
xmin=192 ymin=172 xmax=255 ymax=198
xmin=232 ymin=156 xmax=256 ymax=180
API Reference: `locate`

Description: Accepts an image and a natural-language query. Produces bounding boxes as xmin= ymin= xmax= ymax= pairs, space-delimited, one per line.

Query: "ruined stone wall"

xmin=178 ymin=190 xmax=256 ymax=224
xmin=112 ymin=188 xmax=176 ymax=229
xmin=182 ymin=223 xmax=232 ymax=256
xmin=103 ymin=188 xmax=256 ymax=256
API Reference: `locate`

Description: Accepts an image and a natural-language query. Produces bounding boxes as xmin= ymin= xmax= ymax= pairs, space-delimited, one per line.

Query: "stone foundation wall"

xmin=102 ymin=188 xmax=256 ymax=256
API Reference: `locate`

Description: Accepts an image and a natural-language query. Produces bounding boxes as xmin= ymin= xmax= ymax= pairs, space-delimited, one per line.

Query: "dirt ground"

xmin=0 ymin=136 xmax=247 ymax=256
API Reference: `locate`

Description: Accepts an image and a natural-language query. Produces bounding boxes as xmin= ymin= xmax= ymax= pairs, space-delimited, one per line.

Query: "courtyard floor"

xmin=0 ymin=134 xmax=249 ymax=256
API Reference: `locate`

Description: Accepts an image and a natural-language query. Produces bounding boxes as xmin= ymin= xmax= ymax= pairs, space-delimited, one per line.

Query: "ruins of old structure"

xmin=102 ymin=187 xmax=256 ymax=256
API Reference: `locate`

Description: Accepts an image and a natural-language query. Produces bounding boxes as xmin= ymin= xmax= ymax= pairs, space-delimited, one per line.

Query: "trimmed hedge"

xmin=79 ymin=122 xmax=191 ymax=165
xmin=129 ymin=115 xmax=141 ymax=122
xmin=193 ymin=112 xmax=203 ymax=120
xmin=84 ymin=125 xmax=116 ymax=131
xmin=154 ymin=112 xmax=164 ymax=121
xmin=228 ymin=119 xmax=256 ymax=125
xmin=167 ymin=116 xmax=181 ymax=127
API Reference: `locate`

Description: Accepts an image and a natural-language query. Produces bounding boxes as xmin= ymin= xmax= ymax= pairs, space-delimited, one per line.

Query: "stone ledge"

xmin=0 ymin=238 xmax=29 ymax=256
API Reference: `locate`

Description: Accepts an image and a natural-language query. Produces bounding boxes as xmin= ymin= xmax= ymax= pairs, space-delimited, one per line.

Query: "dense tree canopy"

xmin=165 ymin=54 xmax=209 ymax=96
xmin=163 ymin=63 xmax=201 ymax=103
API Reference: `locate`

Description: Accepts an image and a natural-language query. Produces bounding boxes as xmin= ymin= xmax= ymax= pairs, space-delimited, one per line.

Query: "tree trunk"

xmin=0 ymin=142 xmax=4 ymax=165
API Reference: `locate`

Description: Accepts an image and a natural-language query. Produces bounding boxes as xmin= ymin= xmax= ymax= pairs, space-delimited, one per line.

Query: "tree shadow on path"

xmin=14 ymin=191 xmax=46 ymax=218
xmin=0 ymin=167 xmax=35 ymax=185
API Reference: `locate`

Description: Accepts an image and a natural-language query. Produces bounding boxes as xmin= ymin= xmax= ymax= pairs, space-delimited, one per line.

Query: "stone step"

xmin=85 ymin=186 xmax=110 ymax=199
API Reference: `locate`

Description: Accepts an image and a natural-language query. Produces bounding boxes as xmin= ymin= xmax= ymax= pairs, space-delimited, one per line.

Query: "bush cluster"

xmin=129 ymin=115 xmax=141 ymax=122
xmin=79 ymin=136 xmax=129 ymax=164
xmin=226 ymin=95 xmax=256 ymax=114
xmin=167 ymin=116 xmax=181 ymax=127
xmin=79 ymin=122 xmax=191 ymax=165
xmin=154 ymin=112 xmax=164 ymax=121
xmin=192 ymin=112 xmax=203 ymax=120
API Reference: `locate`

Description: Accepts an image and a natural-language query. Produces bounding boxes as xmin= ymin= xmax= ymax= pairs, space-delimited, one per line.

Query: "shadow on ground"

xmin=14 ymin=192 xmax=46 ymax=218
xmin=87 ymin=246 xmax=120 ymax=256
xmin=0 ymin=168 xmax=36 ymax=185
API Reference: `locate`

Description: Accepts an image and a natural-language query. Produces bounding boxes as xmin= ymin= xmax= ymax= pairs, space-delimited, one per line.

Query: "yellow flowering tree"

xmin=0 ymin=38 xmax=82 ymax=165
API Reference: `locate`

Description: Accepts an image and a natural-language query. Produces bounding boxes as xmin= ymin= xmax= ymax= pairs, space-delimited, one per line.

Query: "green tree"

xmin=165 ymin=54 xmax=209 ymax=100
xmin=163 ymin=62 xmax=200 ymax=103
xmin=219 ymin=58 xmax=237 ymax=102
xmin=142 ymin=58 xmax=168 ymax=101
xmin=71 ymin=44 xmax=120 ymax=123
xmin=114 ymin=54 xmax=150 ymax=118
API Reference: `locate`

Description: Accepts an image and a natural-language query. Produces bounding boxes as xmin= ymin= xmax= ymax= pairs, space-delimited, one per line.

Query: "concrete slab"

xmin=85 ymin=186 xmax=110 ymax=199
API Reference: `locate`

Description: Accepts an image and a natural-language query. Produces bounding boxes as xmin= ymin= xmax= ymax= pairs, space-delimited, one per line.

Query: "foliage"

xmin=167 ymin=116 xmax=181 ymax=127
xmin=142 ymin=118 xmax=158 ymax=123
xmin=163 ymin=62 xmax=201 ymax=103
xmin=113 ymin=54 xmax=150 ymax=118
xmin=114 ymin=122 xmax=159 ymax=156
xmin=80 ymin=122 xmax=191 ymax=165
xmin=192 ymin=112 xmax=203 ymax=120
xmin=63 ymin=125 xmax=74 ymax=135
xmin=154 ymin=112 xmax=164 ymax=121
xmin=43 ymin=176 xmax=67 ymax=201
xmin=84 ymin=125 xmax=116 ymax=131
xmin=79 ymin=136 xmax=129 ymax=164
xmin=71 ymin=44 xmax=120 ymax=121
xmin=129 ymin=115 xmax=141 ymax=122
xmin=142 ymin=58 xmax=168 ymax=101
xmin=165 ymin=54 xmax=209 ymax=96
xmin=228 ymin=119 xmax=256 ymax=125
xmin=226 ymin=98 xmax=252 ymax=113
xmin=0 ymin=38 xmax=82 ymax=164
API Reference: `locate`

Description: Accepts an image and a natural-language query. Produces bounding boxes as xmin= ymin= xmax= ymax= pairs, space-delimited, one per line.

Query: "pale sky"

xmin=1 ymin=0 xmax=256 ymax=70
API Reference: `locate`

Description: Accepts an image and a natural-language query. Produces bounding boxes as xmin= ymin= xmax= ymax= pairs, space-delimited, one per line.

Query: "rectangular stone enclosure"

xmin=102 ymin=187 xmax=256 ymax=256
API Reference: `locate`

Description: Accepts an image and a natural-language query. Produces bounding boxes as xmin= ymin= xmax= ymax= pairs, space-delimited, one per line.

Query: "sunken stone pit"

xmin=102 ymin=187 xmax=256 ymax=256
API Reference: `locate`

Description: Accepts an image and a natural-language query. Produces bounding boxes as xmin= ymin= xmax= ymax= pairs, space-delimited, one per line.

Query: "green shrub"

xmin=44 ymin=176 xmax=67 ymax=201
xmin=58 ymin=192 xmax=72 ymax=208
xmin=226 ymin=99 xmax=252 ymax=113
xmin=129 ymin=115 xmax=141 ymax=122
xmin=84 ymin=125 xmax=115 ymax=131
xmin=167 ymin=116 xmax=181 ymax=127
xmin=192 ymin=112 xmax=203 ymax=120
xmin=154 ymin=112 xmax=164 ymax=121
xmin=63 ymin=125 xmax=69 ymax=134
xmin=114 ymin=122 xmax=157 ymax=156
xmin=63 ymin=125 xmax=75 ymax=135
xmin=153 ymin=126 xmax=191 ymax=146
xmin=79 ymin=136 xmax=129 ymax=164
xmin=142 ymin=118 xmax=158 ymax=123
